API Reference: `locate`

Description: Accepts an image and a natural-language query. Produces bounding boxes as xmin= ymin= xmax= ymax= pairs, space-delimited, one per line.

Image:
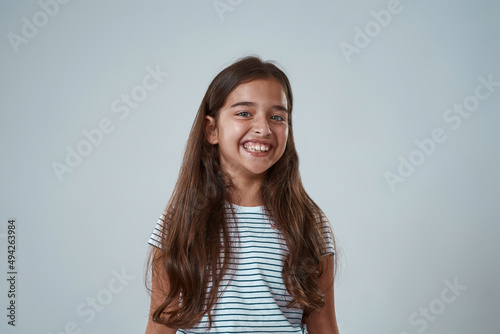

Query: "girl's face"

xmin=205 ymin=78 xmax=289 ymax=183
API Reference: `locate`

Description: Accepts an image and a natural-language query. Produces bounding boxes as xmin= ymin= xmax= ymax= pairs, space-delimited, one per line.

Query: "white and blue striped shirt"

xmin=148 ymin=203 xmax=335 ymax=333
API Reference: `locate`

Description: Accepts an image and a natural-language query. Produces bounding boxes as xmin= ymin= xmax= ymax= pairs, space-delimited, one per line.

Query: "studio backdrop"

xmin=1 ymin=0 xmax=499 ymax=333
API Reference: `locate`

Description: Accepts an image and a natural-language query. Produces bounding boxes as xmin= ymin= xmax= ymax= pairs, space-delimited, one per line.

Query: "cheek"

xmin=218 ymin=127 xmax=242 ymax=148
xmin=282 ymin=130 xmax=289 ymax=152
xmin=231 ymin=123 xmax=249 ymax=141
xmin=235 ymin=121 xmax=249 ymax=133
xmin=277 ymin=126 xmax=289 ymax=143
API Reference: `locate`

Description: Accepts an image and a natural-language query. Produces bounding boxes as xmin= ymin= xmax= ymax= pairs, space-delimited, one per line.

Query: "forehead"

xmin=222 ymin=78 xmax=288 ymax=110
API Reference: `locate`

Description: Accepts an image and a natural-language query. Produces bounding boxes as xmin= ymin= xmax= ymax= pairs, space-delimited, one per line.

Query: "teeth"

xmin=244 ymin=143 xmax=270 ymax=152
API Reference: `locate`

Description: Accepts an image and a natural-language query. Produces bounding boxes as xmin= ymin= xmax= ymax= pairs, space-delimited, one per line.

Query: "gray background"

xmin=1 ymin=0 xmax=499 ymax=333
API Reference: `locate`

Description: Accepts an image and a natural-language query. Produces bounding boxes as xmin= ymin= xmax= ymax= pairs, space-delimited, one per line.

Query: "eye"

xmin=237 ymin=111 xmax=251 ymax=117
xmin=271 ymin=115 xmax=285 ymax=121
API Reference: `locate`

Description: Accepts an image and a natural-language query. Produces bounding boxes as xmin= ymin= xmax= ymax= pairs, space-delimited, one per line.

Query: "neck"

xmin=228 ymin=175 xmax=265 ymax=207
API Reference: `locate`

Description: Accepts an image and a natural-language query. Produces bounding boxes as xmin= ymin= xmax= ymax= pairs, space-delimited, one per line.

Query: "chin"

xmin=246 ymin=166 xmax=272 ymax=176
xmin=246 ymin=169 xmax=266 ymax=175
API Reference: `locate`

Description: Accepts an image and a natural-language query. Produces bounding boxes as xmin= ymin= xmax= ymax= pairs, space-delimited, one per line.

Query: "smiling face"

xmin=205 ymin=78 xmax=289 ymax=185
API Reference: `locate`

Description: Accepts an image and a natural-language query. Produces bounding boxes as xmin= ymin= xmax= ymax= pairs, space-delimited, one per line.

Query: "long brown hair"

xmin=145 ymin=55 xmax=338 ymax=329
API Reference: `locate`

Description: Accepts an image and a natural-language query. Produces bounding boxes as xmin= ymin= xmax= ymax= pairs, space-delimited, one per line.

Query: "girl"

xmin=144 ymin=56 xmax=340 ymax=334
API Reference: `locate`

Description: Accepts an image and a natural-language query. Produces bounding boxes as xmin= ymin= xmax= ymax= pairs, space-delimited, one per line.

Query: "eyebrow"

xmin=229 ymin=101 xmax=288 ymax=113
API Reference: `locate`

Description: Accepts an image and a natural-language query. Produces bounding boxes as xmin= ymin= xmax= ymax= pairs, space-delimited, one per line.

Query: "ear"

xmin=204 ymin=115 xmax=218 ymax=145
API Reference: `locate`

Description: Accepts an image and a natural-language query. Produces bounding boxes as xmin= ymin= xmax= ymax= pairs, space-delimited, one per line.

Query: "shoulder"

xmin=313 ymin=208 xmax=332 ymax=232
xmin=314 ymin=209 xmax=335 ymax=256
xmin=147 ymin=210 xmax=169 ymax=249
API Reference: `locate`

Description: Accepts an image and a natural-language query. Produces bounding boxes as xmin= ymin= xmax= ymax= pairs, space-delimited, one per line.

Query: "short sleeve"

xmin=148 ymin=211 xmax=167 ymax=249
xmin=319 ymin=213 xmax=335 ymax=256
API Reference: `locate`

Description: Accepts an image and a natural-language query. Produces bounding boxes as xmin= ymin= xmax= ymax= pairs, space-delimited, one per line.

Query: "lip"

xmin=241 ymin=140 xmax=273 ymax=155
xmin=241 ymin=139 xmax=273 ymax=148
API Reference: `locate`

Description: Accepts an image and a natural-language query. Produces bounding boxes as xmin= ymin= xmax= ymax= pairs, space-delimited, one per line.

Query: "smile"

xmin=243 ymin=142 xmax=271 ymax=153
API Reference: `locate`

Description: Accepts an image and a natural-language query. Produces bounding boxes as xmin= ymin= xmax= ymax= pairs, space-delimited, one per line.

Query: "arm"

xmin=145 ymin=247 xmax=178 ymax=334
xmin=305 ymin=254 xmax=340 ymax=334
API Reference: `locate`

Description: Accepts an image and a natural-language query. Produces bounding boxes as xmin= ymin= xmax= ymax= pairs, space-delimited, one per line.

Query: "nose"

xmin=252 ymin=113 xmax=271 ymax=136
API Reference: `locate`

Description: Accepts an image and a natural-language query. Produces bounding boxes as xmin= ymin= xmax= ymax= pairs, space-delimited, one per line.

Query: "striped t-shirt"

xmin=147 ymin=203 xmax=335 ymax=334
